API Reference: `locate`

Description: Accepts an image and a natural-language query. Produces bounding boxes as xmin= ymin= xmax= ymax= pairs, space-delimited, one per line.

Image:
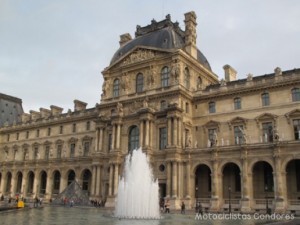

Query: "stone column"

xmin=99 ymin=128 xmax=103 ymax=151
xmin=166 ymin=162 xmax=171 ymax=198
xmin=178 ymin=162 xmax=182 ymax=198
xmin=178 ymin=118 xmax=182 ymax=147
xmin=108 ymin=164 xmax=113 ymax=196
xmin=46 ymin=173 xmax=52 ymax=199
xmin=140 ymin=120 xmax=144 ymax=147
xmin=185 ymin=161 xmax=191 ymax=198
xmin=113 ymin=164 xmax=119 ymax=195
xmin=59 ymin=175 xmax=67 ymax=193
xmin=10 ymin=171 xmax=17 ymax=196
xmin=91 ymin=166 xmax=96 ymax=196
xmin=21 ymin=172 xmax=27 ymax=198
xmin=167 ymin=118 xmax=172 ymax=146
xmin=111 ymin=125 xmax=115 ymax=150
xmin=241 ymin=158 xmax=251 ymax=212
xmin=274 ymin=156 xmax=285 ymax=212
xmin=173 ymin=117 xmax=178 ymax=146
xmin=96 ymin=166 xmax=101 ymax=197
xmin=210 ymin=160 xmax=221 ymax=211
xmin=172 ymin=161 xmax=177 ymax=198
xmin=145 ymin=120 xmax=150 ymax=147
xmin=33 ymin=171 xmax=39 ymax=197
xmin=116 ymin=124 xmax=121 ymax=149
xmin=96 ymin=128 xmax=100 ymax=151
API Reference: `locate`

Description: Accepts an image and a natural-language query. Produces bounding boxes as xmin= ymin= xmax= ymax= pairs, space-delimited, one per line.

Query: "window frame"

xmin=234 ymin=97 xmax=242 ymax=110
xmin=261 ymin=92 xmax=270 ymax=106
xmin=161 ymin=66 xmax=170 ymax=87
xmin=113 ymin=79 xmax=120 ymax=97
xmin=292 ymin=88 xmax=300 ymax=102
xmin=208 ymin=101 xmax=216 ymax=113
xmin=136 ymin=73 xmax=144 ymax=93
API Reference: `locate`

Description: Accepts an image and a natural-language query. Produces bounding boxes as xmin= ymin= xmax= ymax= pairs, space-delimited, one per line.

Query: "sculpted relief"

xmin=123 ymin=49 xmax=155 ymax=65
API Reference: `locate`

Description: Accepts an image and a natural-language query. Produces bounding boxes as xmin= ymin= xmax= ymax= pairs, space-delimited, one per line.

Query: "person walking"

xmin=165 ymin=200 xmax=170 ymax=213
xmin=181 ymin=201 xmax=185 ymax=214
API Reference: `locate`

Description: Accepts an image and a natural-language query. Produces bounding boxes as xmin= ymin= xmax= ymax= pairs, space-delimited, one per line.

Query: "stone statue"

xmin=220 ymin=79 xmax=226 ymax=86
xmin=238 ymin=126 xmax=247 ymax=144
xmin=116 ymin=102 xmax=123 ymax=114
xmin=197 ymin=77 xmax=202 ymax=90
xmin=186 ymin=134 xmax=192 ymax=148
xmin=273 ymin=128 xmax=280 ymax=141
xmin=274 ymin=67 xmax=282 ymax=76
xmin=211 ymin=130 xmax=218 ymax=146
xmin=143 ymin=97 xmax=149 ymax=108
xmin=171 ymin=61 xmax=180 ymax=84
xmin=5 ymin=151 xmax=8 ymax=161
xmin=247 ymin=73 xmax=253 ymax=81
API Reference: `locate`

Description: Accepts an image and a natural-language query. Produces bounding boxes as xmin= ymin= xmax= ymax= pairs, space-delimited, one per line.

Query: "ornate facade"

xmin=1 ymin=12 xmax=300 ymax=213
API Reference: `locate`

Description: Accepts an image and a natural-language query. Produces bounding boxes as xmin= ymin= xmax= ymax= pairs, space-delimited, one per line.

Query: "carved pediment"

xmin=255 ymin=113 xmax=277 ymax=122
xmin=203 ymin=120 xmax=220 ymax=129
xmin=285 ymin=109 xmax=300 ymax=123
xmin=228 ymin=117 xmax=248 ymax=130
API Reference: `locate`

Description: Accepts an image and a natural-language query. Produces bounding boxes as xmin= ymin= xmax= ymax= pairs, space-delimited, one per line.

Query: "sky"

xmin=1 ymin=0 xmax=300 ymax=113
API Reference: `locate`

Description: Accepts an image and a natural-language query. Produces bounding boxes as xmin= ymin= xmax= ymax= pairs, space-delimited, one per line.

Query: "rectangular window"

xmin=159 ymin=127 xmax=167 ymax=150
xmin=70 ymin=143 xmax=75 ymax=157
xmin=72 ymin=124 xmax=76 ymax=133
xmin=108 ymin=134 xmax=112 ymax=151
xmin=83 ymin=142 xmax=90 ymax=156
xmin=16 ymin=133 xmax=19 ymax=141
xmin=234 ymin=97 xmax=241 ymax=110
xmin=26 ymin=131 xmax=29 ymax=139
xmin=23 ymin=149 xmax=28 ymax=161
xmin=57 ymin=145 xmax=62 ymax=159
xmin=262 ymin=122 xmax=273 ymax=143
xmin=209 ymin=102 xmax=216 ymax=113
xmin=86 ymin=121 xmax=90 ymax=131
xmin=48 ymin=128 xmax=51 ymax=136
xmin=36 ymin=129 xmax=40 ymax=138
xmin=45 ymin=146 xmax=50 ymax=160
xmin=59 ymin=126 xmax=63 ymax=134
xmin=185 ymin=102 xmax=189 ymax=113
xmin=293 ymin=119 xmax=300 ymax=140
xmin=234 ymin=126 xmax=244 ymax=145
xmin=7 ymin=134 xmax=10 ymax=142
xmin=262 ymin=93 xmax=270 ymax=106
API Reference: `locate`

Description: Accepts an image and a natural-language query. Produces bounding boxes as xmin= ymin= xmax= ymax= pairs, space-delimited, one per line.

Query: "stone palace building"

xmin=0 ymin=11 xmax=300 ymax=213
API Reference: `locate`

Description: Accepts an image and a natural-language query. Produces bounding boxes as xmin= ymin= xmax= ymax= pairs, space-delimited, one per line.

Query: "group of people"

xmin=90 ymin=199 xmax=106 ymax=207
xmin=33 ymin=196 xmax=43 ymax=207
xmin=159 ymin=198 xmax=203 ymax=215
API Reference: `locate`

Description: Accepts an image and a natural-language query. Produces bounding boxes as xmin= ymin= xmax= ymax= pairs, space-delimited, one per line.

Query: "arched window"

xmin=136 ymin=73 xmax=144 ymax=93
xmin=113 ymin=79 xmax=120 ymax=97
xmin=128 ymin=126 xmax=139 ymax=152
xmin=261 ymin=92 xmax=270 ymax=106
xmin=67 ymin=170 xmax=75 ymax=185
xmin=184 ymin=67 xmax=190 ymax=89
xmin=234 ymin=97 xmax=241 ymax=110
xmin=292 ymin=88 xmax=300 ymax=102
xmin=161 ymin=66 xmax=170 ymax=87
xmin=53 ymin=171 xmax=61 ymax=194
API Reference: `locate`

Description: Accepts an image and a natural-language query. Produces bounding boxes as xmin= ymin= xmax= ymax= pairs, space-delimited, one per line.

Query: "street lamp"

xmin=228 ymin=186 xmax=231 ymax=213
xmin=265 ymin=185 xmax=270 ymax=215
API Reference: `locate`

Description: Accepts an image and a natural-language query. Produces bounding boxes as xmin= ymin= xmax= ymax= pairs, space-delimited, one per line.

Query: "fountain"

xmin=115 ymin=148 xmax=160 ymax=219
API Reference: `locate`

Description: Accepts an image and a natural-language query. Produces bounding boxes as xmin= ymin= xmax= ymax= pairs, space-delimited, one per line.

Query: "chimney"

xmin=184 ymin=11 xmax=198 ymax=59
xmin=39 ymin=108 xmax=51 ymax=118
xmin=74 ymin=99 xmax=87 ymax=112
xmin=21 ymin=113 xmax=30 ymax=123
xmin=119 ymin=33 xmax=132 ymax=46
xmin=223 ymin=64 xmax=237 ymax=82
xmin=50 ymin=105 xmax=63 ymax=116
xmin=29 ymin=110 xmax=41 ymax=121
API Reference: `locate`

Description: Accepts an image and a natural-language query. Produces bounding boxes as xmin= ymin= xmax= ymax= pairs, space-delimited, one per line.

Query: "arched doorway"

xmin=27 ymin=171 xmax=34 ymax=194
xmin=222 ymin=163 xmax=241 ymax=211
xmin=286 ymin=159 xmax=300 ymax=201
xmin=67 ymin=170 xmax=76 ymax=186
xmin=252 ymin=161 xmax=274 ymax=199
xmin=40 ymin=171 xmax=47 ymax=195
xmin=195 ymin=164 xmax=211 ymax=199
xmin=5 ymin=172 xmax=12 ymax=194
xmin=53 ymin=171 xmax=61 ymax=194
xmin=82 ymin=169 xmax=92 ymax=194
xmin=128 ymin=126 xmax=139 ymax=152
xmin=16 ymin=172 xmax=23 ymax=194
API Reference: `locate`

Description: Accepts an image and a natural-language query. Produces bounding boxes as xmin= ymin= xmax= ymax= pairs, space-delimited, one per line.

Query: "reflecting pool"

xmin=0 ymin=206 xmax=291 ymax=225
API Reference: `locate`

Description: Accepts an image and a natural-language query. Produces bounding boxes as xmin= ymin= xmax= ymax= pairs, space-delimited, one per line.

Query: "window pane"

xmin=136 ymin=73 xmax=144 ymax=93
xmin=129 ymin=126 xmax=139 ymax=152
xmin=292 ymin=88 xmax=300 ymax=102
xmin=234 ymin=97 xmax=241 ymax=110
xmin=293 ymin=119 xmax=300 ymax=140
xmin=262 ymin=122 xmax=273 ymax=142
xmin=161 ymin=67 xmax=170 ymax=87
xmin=159 ymin=127 xmax=167 ymax=150
xmin=113 ymin=79 xmax=120 ymax=97
xmin=209 ymin=102 xmax=215 ymax=113
xmin=262 ymin=93 xmax=270 ymax=106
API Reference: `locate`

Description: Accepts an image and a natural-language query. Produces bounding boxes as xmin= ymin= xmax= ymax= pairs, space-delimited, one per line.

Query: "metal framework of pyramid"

xmin=52 ymin=180 xmax=90 ymax=206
